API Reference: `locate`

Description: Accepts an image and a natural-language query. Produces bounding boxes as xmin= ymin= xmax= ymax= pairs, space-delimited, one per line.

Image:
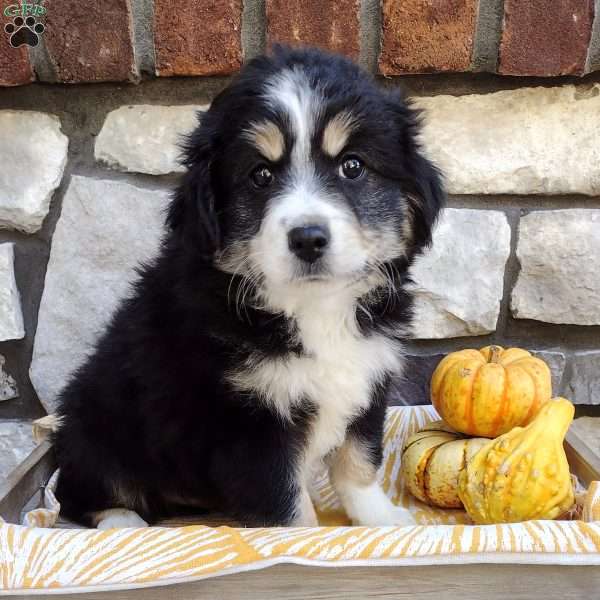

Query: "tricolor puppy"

xmin=54 ymin=47 xmax=444 ymax=529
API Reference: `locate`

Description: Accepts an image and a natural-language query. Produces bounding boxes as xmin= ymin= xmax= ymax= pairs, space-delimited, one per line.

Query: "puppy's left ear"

xmin=166 ymin=114 xmax=221 ymax=259
xmin=387 ymin=90 xmax=446 ymax=258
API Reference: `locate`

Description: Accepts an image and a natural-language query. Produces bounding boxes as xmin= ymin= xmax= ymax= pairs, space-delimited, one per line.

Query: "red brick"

xmin=499 ymin=0 xmax=594 ymax=76
xmin=266 ymin=0 xmax=360 ymax=59
xmin=0 ymin=33 xmax=33 ymax=86
xmin=154 ymin=0 xmax=242 ymax=77
xmin=379 ymin=0 xmax=477 ymax=75
xmin=43 ymin=0 xmax=137 ymax=83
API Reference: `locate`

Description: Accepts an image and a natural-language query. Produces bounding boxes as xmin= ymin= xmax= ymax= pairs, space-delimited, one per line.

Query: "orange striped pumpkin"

xmin=431 ymin=346 xmax=552 ymax=437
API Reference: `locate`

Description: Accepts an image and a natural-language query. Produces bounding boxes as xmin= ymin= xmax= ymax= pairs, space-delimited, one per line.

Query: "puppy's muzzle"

xmin=287 ymin=224 xmax=330 ymax=263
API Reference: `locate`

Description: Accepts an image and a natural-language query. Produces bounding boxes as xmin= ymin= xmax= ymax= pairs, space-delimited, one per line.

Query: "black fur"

xmin=53 ymin=47 xmax=444 ymax=527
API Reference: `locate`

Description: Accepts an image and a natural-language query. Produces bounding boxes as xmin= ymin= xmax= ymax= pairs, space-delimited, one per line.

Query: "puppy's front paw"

xmin=95 ymin=509 xmax=149 ymax=529
xmin=338 ymin=482 xmax=417 ymax=527
xmin=389 ymin=506 xmax=416 ymax=527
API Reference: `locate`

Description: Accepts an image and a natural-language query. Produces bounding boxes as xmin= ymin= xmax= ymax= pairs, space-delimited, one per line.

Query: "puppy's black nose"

xmin=288 ymin=225 xmax=330 ymax=263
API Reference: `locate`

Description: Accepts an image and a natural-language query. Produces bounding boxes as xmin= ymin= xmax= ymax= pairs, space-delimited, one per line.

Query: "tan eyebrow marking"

xmin=243 ymin=120 xmax=285 ymax=162
xmin=322 ymin=111 xmax=357 ymax=157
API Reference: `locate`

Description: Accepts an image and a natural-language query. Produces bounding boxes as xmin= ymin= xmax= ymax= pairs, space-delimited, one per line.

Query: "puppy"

xmin=53 ymin=46 xmax=444 ymax=529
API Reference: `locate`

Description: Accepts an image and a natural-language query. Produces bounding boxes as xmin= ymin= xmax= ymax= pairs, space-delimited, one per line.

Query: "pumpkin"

xmin=431 ymin=345 xmax=552 ymax=437
xmin=401 ymin=420 xmax=489 ymax=508
xmin=458 ymin=397 xmax=575 ymax=524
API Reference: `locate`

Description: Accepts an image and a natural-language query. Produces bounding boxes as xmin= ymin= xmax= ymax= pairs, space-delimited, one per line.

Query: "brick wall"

xmin=0 ymin=0 xmax=600 ymax=437
xmin=1 ymin=0 xmax=600 ymax=84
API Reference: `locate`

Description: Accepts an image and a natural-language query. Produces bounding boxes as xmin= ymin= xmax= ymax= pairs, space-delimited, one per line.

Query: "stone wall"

xmin=1 ymin=0 xmax=600 ymax=429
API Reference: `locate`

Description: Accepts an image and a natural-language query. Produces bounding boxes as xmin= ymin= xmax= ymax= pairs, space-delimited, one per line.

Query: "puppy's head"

xmin=168 ymin=47 xmax=444 ymax=308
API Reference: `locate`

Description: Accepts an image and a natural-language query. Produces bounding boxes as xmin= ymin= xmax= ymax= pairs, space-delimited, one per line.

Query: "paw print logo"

xmin=4 ymin=15 xmax=45 ymax=48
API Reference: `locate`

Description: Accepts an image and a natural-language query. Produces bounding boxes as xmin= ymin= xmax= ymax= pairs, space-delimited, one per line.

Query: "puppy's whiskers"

xmin=367 ymin=259 xmax=397 ymax=315
xmin=225 ymin=252 xmax=265 ymax=323
xmin=237 ymin=266 xmax=263 ymax=321
xmin=356 ymin=299 xmax=374 ymax=323
xmin=227 ymin=256 xmax=261 ymax=322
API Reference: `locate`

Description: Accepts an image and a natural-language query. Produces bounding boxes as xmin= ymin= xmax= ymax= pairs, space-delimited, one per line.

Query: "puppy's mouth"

xmin=291 ymin=259 xmax=329 ymax=281
xmin=292 ymin=268 xmax=368 ymax=287
xmin=298 ymin=275 xmax=329 ymax=282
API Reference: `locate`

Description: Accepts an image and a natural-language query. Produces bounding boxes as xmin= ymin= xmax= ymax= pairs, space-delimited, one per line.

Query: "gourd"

xmin=401 ymin=421 xmax=489 ymax=508
xmin=458 ymin=397 xmax=575 ymax=524
xmin=431 ymin=346 xmax=552 ymax=437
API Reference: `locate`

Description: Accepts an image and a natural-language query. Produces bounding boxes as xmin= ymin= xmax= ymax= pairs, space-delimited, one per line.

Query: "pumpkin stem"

xmin=489 ymin=345 xmax=502 ymax=364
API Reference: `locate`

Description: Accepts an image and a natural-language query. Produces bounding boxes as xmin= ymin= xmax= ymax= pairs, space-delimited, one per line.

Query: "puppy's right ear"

xmin=166 ymin=116 xmax=221 ymax=259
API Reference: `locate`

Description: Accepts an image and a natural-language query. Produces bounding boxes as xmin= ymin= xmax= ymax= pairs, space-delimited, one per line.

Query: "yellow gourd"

xmin=401 ymin=421 xmax=489 ymax=508
xmin=458 ymin=397 xmax=575 ymax=524
xmin=431 ymin=345 xmax=552 ymax=437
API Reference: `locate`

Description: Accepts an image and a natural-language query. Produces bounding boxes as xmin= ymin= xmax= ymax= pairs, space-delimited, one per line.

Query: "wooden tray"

xmin=1 ymin=429 xmax=600 ymax=599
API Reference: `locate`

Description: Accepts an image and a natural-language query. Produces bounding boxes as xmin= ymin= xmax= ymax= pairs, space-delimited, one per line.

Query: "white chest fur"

xmin=229 ymin=286 xmax=404 ymax=474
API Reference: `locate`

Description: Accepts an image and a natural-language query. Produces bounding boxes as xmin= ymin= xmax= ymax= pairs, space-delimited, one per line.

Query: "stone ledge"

xmin=415 ymin=85 xmax=600 ymax=196
xmin=532 ymin=350 xmax=566 ymax=396
xmin=0 ymin=244 xmax=24 ymax=342
xmin=565 ymin=352 xmax=600 ymax=405
xmin=95 ymin=105 xmax=207 ymax=175
xmin=0 ymin=354 xmax=18 ymax=402
xmin=29 ymin=176 xmax=171 ymax=413
xmin=0 ymin=420 xmax=35 ymax=480
xmin=410 ymin=209 xmax=511 ymax=339
xmin=511 ymin=210 xmax=600 ymax=325
xmin=94 ymin=87 xmax=600 ymax=199
xmin=0 ymin=111 xmax=68 ymax=233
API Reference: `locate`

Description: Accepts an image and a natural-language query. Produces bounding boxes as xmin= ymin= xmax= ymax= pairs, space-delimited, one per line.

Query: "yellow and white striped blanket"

xmin=1 ymin=405 xmax=600 ymax=594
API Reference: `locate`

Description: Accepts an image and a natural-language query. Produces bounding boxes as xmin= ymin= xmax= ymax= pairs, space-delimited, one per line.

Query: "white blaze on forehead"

xmin=322 ymin=111 xmax=357 ymax=157
xmin=243 ymin=120 xmax=285 ymax=162
xmin=264 ymin=67 xmax=322 ymax=166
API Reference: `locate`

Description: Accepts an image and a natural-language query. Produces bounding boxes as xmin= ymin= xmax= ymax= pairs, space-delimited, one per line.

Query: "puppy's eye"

xmin=250 ymin=165 xmax=274 ymax=188
xmin=339 ymin=156 xmax=364 ymax=180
